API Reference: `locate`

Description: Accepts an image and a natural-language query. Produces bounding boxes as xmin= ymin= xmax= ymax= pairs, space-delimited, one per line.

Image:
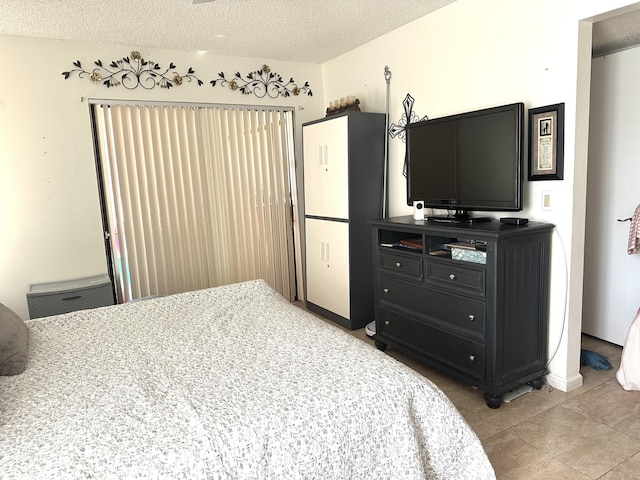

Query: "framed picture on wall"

xmin=528 ymin=103 xmax=564 ymax=181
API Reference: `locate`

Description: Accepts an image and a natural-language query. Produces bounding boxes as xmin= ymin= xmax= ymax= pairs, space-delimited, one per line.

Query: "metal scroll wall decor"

xmin=388 ymin=93 xmax=428 ymax=177
xmin=62 ymin=51 xmax=203 ymax=89
xmin=210 ymin=65 xmax=312 ymax=98
xmin=62 ymin=53 xmax=313 ymax=99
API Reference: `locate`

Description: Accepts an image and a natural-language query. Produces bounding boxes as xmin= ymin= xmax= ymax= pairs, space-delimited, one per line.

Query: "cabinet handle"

xmin=318 ymin=145 xmax=328 ymax=168
xmin=383 ymin=288 xmax=389 ymax=293
xmin=320 ymin=242 xmax=330 ymax=263
xmin=449 ymin=273 xmax=456 ymax=280
xmin=469 ymin=355 xmax=476 ymax=362
xmin=468 ymin=314 xmax=475 ymax=321
xmin=395 ymin=262 xmax=402 ymax=268
xmin=384 ymin=320 xmax=390 ymax=326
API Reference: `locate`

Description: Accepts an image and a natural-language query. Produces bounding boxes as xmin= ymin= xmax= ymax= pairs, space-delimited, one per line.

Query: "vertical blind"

xmin=92 ymin=103 xmax=297 ymax=302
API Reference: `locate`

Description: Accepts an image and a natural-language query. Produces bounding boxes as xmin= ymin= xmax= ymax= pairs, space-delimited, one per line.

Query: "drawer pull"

xmin=383 ymin=288 xmax=389 ymax=294
xmin=469 ymin=355 xmax=476 ymax=362
xmin=395 ymin=262 xmax=402 ymax=268
xmin=449 ymin=273 xmax=456 ymax=280
xmin=62 ymin=295 xmax=82 ymax=301
xmin=384 ymin=320 xmax=390 ymax=326
xmin=468 ymin=314 xmax=475 ymax=321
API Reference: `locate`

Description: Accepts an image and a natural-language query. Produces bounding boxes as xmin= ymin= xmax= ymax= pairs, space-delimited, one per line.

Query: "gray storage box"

xmin=27 ymin=274 xmax=115 ymax=319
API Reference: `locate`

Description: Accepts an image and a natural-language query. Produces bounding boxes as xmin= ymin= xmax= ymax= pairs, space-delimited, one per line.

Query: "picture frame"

xmin=528 ymin=103 xmax=564 ymax=181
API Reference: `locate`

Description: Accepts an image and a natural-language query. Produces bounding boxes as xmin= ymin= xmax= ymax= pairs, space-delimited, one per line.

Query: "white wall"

xmin=0 ymin=35 xmax=323 ymax=320
xmin=320 ymin=0 xmax=640 ymax=390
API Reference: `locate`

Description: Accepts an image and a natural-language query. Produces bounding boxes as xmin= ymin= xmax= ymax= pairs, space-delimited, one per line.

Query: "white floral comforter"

xmin=0 ymin=279 xmax=495 ymax=479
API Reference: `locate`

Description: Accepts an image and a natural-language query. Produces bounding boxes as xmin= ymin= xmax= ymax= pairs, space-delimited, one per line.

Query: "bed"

xmin=1 ymin=279 xmax=495 ymax=479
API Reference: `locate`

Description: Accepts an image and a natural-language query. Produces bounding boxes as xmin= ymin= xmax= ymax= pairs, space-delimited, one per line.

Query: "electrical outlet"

xmin=542 ymin=190 xmax=552 ymax=211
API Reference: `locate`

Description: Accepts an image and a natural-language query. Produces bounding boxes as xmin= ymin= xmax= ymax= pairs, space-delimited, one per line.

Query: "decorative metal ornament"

xmin=211 ymin=64 xmax=312 ymax=98
xmin=388 ymin=93 xmax=428 ymax=177
xmin=62 ymin=51 xmax=203 ymax=89
xmin=389 ymin=93 xmax=428 ymax=143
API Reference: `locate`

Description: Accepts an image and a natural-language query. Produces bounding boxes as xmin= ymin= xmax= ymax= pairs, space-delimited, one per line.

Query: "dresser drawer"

xmin=378 ymin=308 xmax=485 ymax=380
xmin=426 ymin=261 xmax=485 ymax=297
xmin=378 ymin=276 xmax=485 ymax=337
xmin=378 ymin=250 xmax=423 ymax=281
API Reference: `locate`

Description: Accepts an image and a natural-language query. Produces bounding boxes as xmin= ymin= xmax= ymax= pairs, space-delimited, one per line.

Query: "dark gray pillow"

xmin=0 ymin=302 xmax=29 ymax=375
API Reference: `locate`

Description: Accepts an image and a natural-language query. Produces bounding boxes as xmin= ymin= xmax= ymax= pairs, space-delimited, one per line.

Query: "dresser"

xmin=369 ymin=216 xmax=553 ymax=408
xmin=303 ymin=112 xmax=385 ymax=329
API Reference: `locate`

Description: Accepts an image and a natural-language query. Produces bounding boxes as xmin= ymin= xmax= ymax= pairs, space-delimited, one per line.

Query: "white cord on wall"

xmin=544 ymin=223 xmax=570 ymax=369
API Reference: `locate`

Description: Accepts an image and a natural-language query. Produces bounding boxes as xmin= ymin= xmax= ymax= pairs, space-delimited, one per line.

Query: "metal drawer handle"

xmin=469 ymin=355 xmax=476 ymax=362
xmin=383 ymin=288 xmax=389 ymax=293
xmin=384 ymin=320 xmax=390 ymax=326
xmin=449 ymin=273 xmax=456 ymax=280
xmin=395 ymin=262 xmax=402 ymax=268
xmin=468 ymin=314 xmax=475 ymax=321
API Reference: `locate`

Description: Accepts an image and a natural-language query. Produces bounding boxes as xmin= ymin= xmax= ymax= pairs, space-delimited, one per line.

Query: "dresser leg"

xmin=375 ymin=340 xmax=388 ymax=352
xmin=484 ymin=393 xmax=503 ymax=409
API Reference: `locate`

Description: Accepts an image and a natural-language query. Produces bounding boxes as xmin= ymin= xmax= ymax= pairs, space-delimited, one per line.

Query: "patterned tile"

xmin=562 ymin=383 xmax=640 ymax=440
xmin=600 ymin=451 xmax=640 ymax=479
xmin=446 ymin=384 xmax=557 ymax=430
xmin=508 ymin=405 xmax=640 ymax=478
xmin=483 ymin=432 xmax=591 ymax=479
xmin=456 ymin=406 xmax=503 ymax=441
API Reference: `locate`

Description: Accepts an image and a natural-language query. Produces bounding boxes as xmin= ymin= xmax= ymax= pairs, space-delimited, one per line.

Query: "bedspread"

xmin=0 ymin=280 xmax=494 ymax=479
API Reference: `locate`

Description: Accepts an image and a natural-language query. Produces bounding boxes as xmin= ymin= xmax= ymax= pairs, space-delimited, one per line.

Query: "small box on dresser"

xmin=450 ymin=247 xmax=487 ymax=264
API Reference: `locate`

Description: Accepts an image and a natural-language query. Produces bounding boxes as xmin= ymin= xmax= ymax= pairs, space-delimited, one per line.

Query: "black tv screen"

xmin=406 ymin=102 xmax=524 ymax=222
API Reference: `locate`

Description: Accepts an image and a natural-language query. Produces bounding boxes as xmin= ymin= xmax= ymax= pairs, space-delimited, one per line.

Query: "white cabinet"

xmin=302 ymin=112 xmax=385 ymax=329
xmin=303 ymin=115 xmax=349 ymax=219
xmin=305 ymin=218 xmax=350 ymax=319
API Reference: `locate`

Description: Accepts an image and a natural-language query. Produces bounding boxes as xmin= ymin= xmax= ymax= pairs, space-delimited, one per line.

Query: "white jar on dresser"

xmin=302 ymin=111 xmax=385 ymax=329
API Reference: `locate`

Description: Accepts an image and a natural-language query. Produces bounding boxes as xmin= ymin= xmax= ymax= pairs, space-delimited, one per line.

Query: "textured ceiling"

xmin=0 ymin=1 xmax=637 ymax=62
xmin=0 ymin=0 xmax=457 ymax=63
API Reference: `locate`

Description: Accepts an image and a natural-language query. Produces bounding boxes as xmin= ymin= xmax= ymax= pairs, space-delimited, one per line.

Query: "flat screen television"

xmin=405 ymin=102 xmax=524 ymax=223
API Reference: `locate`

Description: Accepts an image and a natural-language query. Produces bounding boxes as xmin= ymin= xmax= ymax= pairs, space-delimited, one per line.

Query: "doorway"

xmin=582 ymin=6 xmax=640 ymax=347
xmin=583 ymin=45 xmax=640 ymax=346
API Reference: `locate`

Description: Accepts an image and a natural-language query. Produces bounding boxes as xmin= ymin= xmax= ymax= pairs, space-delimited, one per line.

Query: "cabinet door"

xmin=303 ymin=116 xmax=349 ymax=219
xmin=305 ymin=218 xmax=350 ymax=319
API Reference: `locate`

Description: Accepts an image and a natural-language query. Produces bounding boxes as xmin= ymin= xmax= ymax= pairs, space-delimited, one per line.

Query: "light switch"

xmin=542 ymin=191 xmax=552 ymax=210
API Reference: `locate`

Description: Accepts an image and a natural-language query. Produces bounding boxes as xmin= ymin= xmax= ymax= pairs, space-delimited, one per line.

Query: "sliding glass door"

xmin=91 ymin=102 xmax=297 ymax=302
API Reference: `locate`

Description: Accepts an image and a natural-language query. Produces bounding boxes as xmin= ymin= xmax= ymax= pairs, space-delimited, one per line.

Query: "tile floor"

xmin=344 ymin=326 xmax=640 ymax=479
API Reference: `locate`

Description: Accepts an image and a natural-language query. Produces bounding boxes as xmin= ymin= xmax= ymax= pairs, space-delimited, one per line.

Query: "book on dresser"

xmin=400 ymin=238 xmax=423 ymax=249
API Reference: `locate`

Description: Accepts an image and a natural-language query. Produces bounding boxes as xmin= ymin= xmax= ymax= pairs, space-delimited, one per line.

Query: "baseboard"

xmin=544 ymin=372 xmax=583 ymax=392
